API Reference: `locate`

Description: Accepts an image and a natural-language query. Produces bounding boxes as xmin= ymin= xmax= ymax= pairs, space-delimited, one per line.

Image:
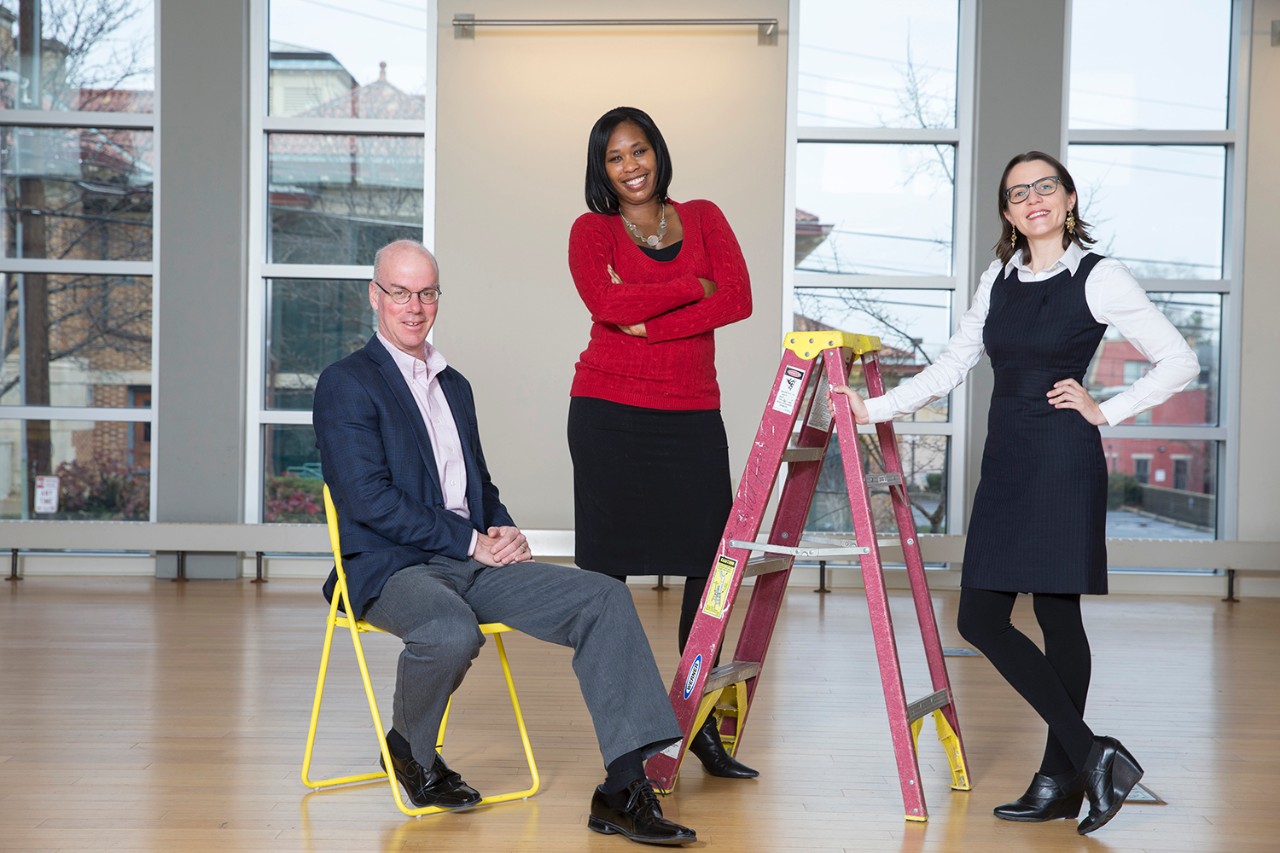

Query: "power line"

xmin=799 ymin=42 xmax=955 ymax=76
xmin=1070 ymin=86 xmax=1224 ymax=114
xmin=1070 ymin=154 xmax=1222 ymax=182
xmin=292 ymin=0 xmax=426 ymax=32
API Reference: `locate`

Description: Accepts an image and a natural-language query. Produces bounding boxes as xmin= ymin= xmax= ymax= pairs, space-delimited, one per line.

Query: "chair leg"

xmin=301 ymin=603 xmax=389 ymax=790
xmin=303 ymin=618 xmax=540 ymax=815
xmin=484 ymin=632 xmax=540 ymax=803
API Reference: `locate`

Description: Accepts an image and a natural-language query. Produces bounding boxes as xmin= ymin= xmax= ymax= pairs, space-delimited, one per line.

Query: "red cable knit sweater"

xmin=568 ymin=199 xmax=752 ymax=410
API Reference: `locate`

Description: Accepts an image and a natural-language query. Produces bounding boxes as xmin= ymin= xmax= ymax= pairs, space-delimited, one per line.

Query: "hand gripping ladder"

xmin=644 ymin=331 xmax=970 ymax=821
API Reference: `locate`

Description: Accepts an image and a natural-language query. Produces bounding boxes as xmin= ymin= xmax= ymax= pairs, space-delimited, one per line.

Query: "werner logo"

xmin=683 ymin=655 xmax=703 ymax=699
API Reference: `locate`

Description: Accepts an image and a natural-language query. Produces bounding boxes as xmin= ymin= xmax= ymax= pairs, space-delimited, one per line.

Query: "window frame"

xmin=245 ymin=0 xmax=437 ymax=522
xmin=787 ymin=0 xmax=976 ymax=535
xmin=0 ymin=2 xmax=158 ymax=520
xmin=1068 ymin=0 xmax=1249 ymax=540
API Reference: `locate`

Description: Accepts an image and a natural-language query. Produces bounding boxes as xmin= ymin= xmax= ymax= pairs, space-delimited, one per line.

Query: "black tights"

xmin=678 ymin=577 xmax=707 ymax=652
xmin=957 ymin=588 xmax=1094 ymax=775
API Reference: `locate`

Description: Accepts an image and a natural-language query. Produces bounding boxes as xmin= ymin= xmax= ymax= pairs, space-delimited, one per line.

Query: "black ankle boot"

xmin=688 ymin=717 xmax=758 ymax=779
xmin=1078 ymin=736 xmax=1144 ymax=835
xmin=994 ymin=771 xmax=1084 ymax=821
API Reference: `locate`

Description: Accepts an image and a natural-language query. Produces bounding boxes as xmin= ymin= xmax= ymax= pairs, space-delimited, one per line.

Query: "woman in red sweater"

xmin=567 ymin=106 xmax=755 ymax=779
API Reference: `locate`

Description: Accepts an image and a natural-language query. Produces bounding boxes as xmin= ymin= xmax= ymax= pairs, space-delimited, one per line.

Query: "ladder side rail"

xmin=864 ymin=355 xmax=968 ymax=751
xmin=830 ymin=348 xmax=928 ymax=820
xmin=874 ymin=416 xmax=968 ymax=758
xmin=646 ymin=348 xmax=814 ymax=790
xmin=730 ymin=349 xmax=851 ymax=744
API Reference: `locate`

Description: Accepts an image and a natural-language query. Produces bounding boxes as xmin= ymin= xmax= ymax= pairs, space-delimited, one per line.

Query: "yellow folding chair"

xmin=301 ymin=484 xmax=539 ymax=816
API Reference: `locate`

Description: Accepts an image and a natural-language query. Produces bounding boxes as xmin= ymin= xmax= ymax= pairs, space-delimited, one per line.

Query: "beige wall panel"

xmin=435 ymin=1 xmax=788 ymax=530
xmin=1238 ymin=1 xmax=1280 ymax=540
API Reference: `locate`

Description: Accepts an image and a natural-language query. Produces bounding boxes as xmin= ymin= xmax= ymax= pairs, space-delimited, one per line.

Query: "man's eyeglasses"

xmin=374 ymin=280 xmax=442 ymax=305
xmin=1003 ymin=175 xmax=1062 ymax=204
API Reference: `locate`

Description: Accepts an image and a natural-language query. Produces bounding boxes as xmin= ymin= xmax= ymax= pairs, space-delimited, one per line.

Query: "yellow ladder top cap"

xmin=783 ymin=330 xmax=882 ymax=360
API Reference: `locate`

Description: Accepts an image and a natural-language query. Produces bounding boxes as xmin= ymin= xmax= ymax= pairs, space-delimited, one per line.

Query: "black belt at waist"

xmin=992 ymin=367 xmax=1083 ymax=398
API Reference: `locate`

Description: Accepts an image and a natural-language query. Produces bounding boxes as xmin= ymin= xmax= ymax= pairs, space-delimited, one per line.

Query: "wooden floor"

xmin=2 ymin=576 xmax=1278 ymax=853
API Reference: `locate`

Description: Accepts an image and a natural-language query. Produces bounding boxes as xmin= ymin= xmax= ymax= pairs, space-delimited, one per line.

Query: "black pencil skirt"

xmin=567 ymin=396 xmax=732 ymax=578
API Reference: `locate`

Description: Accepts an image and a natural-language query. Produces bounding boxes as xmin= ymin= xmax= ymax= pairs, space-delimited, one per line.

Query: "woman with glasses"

xmin=566 ymin=106 xmax=756 ymax=781
xmin=832 ymin=150 xmax=1198 ymax=835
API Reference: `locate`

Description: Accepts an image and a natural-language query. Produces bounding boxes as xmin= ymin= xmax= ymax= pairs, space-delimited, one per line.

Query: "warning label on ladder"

xmin=702 ymin=555 xmax=737 ymax=618
xmin=771 ymin=366 xmax=807 ymax=415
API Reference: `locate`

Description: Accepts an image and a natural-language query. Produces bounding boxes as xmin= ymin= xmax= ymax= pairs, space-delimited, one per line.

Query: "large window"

xmin=1069 ymin=0 xmax=1236 ymax=543
xmin=0 ymin=0 xmax=155 ymax=520
xmin=790 ymin=0 xmax=1242 ymax=555
xmin=794 ymin=0 xmax=965 ymax=537
xmin=248 ymin=0 xmax=430 ymax=522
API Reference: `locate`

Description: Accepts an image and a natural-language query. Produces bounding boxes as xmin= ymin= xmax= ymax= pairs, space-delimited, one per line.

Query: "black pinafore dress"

xmin=961 ymin=252 xmax=1110 ymax=595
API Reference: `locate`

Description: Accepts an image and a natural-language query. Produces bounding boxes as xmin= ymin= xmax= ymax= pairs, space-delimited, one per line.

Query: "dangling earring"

xmin=1066 ymin=210 xmax=1076 ymax=234
xmin=1009 ymin=229 xmax=1018 ymax=249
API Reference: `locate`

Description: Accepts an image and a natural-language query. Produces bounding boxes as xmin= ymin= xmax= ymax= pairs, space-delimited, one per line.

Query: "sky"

xmin=269 ymin=0 xmax=428 ymax=95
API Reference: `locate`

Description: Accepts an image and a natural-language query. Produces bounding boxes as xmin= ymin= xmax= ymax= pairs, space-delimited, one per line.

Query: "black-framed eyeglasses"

xmin=374 ymin=280 xmax=442 ymax=305
xmin=1003 ymin=175 xmax=1062 ymax=204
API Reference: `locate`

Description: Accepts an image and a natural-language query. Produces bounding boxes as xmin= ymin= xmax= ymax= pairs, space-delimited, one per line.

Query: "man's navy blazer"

xmin=312 ymin=335 xmax=515 ymax=618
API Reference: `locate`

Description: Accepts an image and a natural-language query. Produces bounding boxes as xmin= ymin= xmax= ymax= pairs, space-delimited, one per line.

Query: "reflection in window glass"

xmin=268 ymin=0 xmax=426 ymax=118
xmin=1068 ymin=146 xmax=1224 ymax=279
xmin=0 ymin=0 xmax=155 ymax=112
xmin=267 ymin=133 xmax=423 ymax=264
xmin=0 ymin=418 xmax=149 ymax=519
xmin=266 ymin=278 xmax=372 ymax=411
xmin=1069 ymin=0 xmax=1229 ymax=131
xmin=1103 ymin=438 xmax=1216 ymax=539
xmin=796 ymin=144 xmax=954 ymax=276
xmin=2 ymin=126 xmax=154 ymax=260
xmin=798 ymin=0 xmax=958 ymax=129
xmin=794 ymin=287 xmax=952 ymax=420
xmin=1087 ymin=293 xmax=1219 ymax=427
xmin=1 ymin=274 xmax=152 ymax=406
xmin=806 ymin=435 xmax=949 ymax=536
xmin=263 ymin=424 xmax=323 ymax=523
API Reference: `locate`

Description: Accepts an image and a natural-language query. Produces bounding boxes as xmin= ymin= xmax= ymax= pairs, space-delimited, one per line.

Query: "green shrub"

xmin=1107 ymin=472 xmax=1141 ymax=510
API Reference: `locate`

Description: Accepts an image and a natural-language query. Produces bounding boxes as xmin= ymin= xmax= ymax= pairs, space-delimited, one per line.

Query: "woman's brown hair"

xmin=995 ymin=150 xmax=1095 ymax=265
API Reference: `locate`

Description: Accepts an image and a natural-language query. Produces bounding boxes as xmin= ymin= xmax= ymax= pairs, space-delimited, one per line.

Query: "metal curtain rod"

xmin=452 ymin=14 xmax=779 ymax=43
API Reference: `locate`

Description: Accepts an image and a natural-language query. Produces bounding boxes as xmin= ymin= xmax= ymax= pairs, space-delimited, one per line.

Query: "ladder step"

xmin=864 ymin=473 xmax=904 ymax=487
xmin=782 ymin=446 xmax=825 ymax=462
xmin=729 ymin=539 xmax=871 ymax=558
xmin=703 ymin=661 xmax=761 ymax=695
xmin=906 ymin=689 xmax=951 ymax=724
xmin=745 ymin=556 xmax=792 ymax=577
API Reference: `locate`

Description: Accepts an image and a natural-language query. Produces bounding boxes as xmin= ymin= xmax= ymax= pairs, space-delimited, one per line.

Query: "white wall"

xmin=1238 ymin=1 xmax=1280 ymax=540
xmin=434 ymin=0 xmax=789 ymax=529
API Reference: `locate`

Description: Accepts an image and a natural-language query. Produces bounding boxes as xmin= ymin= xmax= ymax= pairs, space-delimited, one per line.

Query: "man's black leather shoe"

xmin=588 ymin=780 xmax=696 ymax=846
xmin=994 ymin=771 xmax=1084 ymax=821
xmin=380 ymin=749 xmax=482 ymax=810
xmin=688 ymin=717 xmax=758 ymax=779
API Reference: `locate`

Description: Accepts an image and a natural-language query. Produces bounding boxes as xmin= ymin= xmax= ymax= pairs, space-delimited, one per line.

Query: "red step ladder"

xmin=644 ymin=331 xmax=970 ymax=821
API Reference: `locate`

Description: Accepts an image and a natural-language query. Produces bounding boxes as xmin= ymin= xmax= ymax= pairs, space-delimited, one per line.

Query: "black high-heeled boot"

xmin=993 ymin=771 xmax=1084 ymax=821
xmin=688 ymin=717 xmax=758 ymax=779
xmin=1077 ymin=736 xmax=1144 ymax=835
